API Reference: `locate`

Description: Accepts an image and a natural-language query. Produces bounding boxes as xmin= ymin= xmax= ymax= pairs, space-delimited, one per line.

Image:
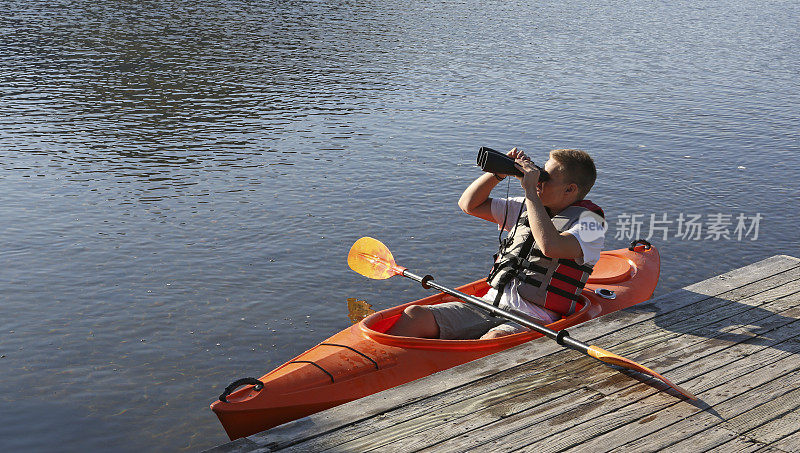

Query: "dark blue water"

xmin=1 ymin=0 xmax=798 ymax=451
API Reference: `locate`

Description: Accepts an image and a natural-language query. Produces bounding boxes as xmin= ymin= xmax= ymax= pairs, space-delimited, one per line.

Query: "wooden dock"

xmin=207 ymin=254 xmax=800 ymax=452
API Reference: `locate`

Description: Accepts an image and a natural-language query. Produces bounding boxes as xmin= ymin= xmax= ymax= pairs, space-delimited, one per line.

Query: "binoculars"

xmin=476 ymin=147 xmax=549 ymax=182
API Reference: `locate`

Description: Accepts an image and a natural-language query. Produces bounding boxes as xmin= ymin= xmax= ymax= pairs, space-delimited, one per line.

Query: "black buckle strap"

xmin=551 ymin=271 xmax=586 ymax=289
xmin=487 ymin=257 xmax=513 ymax=282
xmin=518 ymin=258 xmax=548 ymax=275
xmin=491 ymin=286 xmax=504 ymax=310
xmin=519 ymin=274 xmax=543 ymax=288
xmin=490 ymin=269 xmax=519 ymax=311
xmin=545 ymin=284 xmax=582 ymax=302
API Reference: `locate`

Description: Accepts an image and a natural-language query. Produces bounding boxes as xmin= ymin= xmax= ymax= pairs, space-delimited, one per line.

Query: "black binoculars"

xmin=476 ymin=147 xmax=549 ymax=182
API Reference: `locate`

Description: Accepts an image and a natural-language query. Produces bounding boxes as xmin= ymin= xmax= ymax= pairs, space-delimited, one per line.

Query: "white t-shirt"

xmin=483 ymin=197 xmax=606 ymax=324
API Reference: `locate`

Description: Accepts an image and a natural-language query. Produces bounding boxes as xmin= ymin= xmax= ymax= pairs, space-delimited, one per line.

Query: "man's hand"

xmin=494 ymin=147 xmax=527 ymax=179
xmin=514 ymin=155 xmax=541 ymax=199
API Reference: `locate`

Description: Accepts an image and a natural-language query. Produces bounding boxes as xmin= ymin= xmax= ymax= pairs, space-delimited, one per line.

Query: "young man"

xmin=387 ymin=148 xmax=605 ymax=339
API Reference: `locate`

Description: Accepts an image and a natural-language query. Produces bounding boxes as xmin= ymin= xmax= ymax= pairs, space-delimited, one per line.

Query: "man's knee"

xmin=404 ymin=304 xmax=432 ymax=320
xmin=393 ymin=305 xmax=439 ymax=338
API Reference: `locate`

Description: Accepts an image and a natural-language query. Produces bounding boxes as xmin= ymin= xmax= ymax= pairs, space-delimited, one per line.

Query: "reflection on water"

xmin=347 ymin=298 xmax=376 ymax=324
xmin=1 ymin=0 xmax=798 ymax=451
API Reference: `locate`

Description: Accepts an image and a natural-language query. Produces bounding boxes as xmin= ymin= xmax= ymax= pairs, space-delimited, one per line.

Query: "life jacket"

xmin=486 ymin=200 xmax=605 ymax=316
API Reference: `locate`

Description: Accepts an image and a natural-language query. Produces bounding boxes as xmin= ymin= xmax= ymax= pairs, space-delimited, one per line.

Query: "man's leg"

xmin=386 ymin=305 xmax=440 ymax=338
xmin=387 ymin=302 xmax=506 ymax=339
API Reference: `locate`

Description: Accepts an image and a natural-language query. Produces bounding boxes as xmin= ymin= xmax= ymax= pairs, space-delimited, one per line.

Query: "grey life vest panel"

xmin=486 ymin=201 xmax=604 ymax=316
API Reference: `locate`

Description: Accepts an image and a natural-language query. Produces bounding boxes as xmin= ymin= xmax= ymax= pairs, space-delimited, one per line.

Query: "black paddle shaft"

xmin=401 ymin=270 xmax=589 ymax=355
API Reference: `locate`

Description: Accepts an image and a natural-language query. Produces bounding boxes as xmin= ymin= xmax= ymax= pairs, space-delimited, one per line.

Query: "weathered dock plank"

xmin=585 ymin=353 xmax=800 ymax=453
xmin=656 ymin=382 xmax=800 ymax=452
xmin=206 ymin=254 xmax=800 ymax=452
xmin=770 ymin=426 xmax=800 ymax=452
xmin=356 ymin=297 xmax=800 ymax=452
xmin=439 ymin=319 xmax=800 ymax=453
xmin=555 ymin=298 xmax=800 ymax=451
xmin=745 ymin=404 xmax=800 ymax=445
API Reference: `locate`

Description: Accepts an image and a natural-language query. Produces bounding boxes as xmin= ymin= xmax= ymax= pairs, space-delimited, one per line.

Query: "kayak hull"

xmin=211 ymin=244 xmax=660 ymax=440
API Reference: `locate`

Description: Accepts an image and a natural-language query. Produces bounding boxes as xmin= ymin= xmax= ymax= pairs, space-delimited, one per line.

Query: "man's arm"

xmin=516 ymin=159 xmax=584 ymax=261
xmin=524 ymin=195 xmax=584 ymax=261
xmin=457 ymin=172 xmax=503 ymax=222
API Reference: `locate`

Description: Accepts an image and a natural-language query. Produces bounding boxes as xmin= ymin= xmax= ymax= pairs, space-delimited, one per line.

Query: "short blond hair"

xmin=550 ymin=149 xmax=597 ymax=200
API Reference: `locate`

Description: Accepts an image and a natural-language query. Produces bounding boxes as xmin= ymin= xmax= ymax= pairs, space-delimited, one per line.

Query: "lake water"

xmin=1 ymin=0 xmax=798 ymax=451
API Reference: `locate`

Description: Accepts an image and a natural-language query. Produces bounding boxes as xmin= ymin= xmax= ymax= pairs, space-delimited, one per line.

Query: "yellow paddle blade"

xmin=348 ymin=237 xmax=405 ymax=280
xmin=587 ymin=345 xmax=698 ymax=400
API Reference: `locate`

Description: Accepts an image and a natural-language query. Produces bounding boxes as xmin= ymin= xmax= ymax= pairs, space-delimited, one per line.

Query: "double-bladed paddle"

xmin=348 ymin=236 xmax=696 ymax=400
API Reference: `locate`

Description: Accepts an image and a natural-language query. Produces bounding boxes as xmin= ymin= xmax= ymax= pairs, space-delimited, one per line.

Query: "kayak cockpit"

xmin=357 ymin=286 xmax=592 ymax=351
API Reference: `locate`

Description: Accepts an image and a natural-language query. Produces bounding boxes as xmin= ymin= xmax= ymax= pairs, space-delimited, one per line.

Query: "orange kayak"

xmin=211 ymin=242 xmax=660 ymax=440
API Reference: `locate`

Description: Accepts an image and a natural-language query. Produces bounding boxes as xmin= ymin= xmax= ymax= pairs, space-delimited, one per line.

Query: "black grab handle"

xmin=219 ymin=377 xmax=264 ymax=403
xmin=629 ymin=239 xmax=652 ymax=251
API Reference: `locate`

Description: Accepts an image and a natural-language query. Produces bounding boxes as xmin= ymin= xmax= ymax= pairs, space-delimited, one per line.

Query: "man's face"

xmin=537 ymin=158 xmax=572 ymax=208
